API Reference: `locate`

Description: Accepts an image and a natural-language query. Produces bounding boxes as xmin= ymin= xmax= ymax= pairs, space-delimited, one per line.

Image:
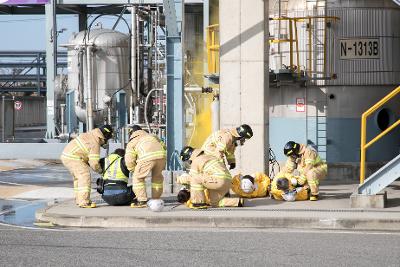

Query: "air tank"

xmin=67 ymin=28 xmax=130 ymax=126
xmin=269 ymin=0 xmax=400 ymax=180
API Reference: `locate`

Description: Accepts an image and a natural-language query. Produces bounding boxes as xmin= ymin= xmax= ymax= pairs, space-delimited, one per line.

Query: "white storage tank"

xmin=67 ymin=28 xmax=130 ymax=125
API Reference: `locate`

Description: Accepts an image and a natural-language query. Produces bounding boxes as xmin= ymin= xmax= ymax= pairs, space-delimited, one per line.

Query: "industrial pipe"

xmin=86 ymin=45 xmax=94 ymax=130
xmin=211 ymin=95 xmax=220 ymax=132
xmin=130 ymin=5 xmax=137 ymax=124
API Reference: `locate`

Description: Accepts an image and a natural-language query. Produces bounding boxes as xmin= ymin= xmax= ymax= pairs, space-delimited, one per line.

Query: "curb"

xmin=35 ymin=208 xmax=400 ymax=231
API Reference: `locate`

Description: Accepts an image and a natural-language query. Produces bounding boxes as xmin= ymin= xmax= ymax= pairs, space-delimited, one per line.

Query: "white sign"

xmin=340 ymin=39 xmax=380 ymax=59
xmin=296 ymin=98 xmax=305 ymax=112
xmin=14 ymin=101 xmax=23 ymax=111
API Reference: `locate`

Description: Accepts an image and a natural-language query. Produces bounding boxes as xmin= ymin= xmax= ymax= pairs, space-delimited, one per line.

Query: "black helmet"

xmin=180 ymin=146 xmax=194 ymax=162
xmin=236 ymin=124 xmax=253 ymax=139
xmin=283 ymin=141 xmax=300 ymax=157
xmin=128 ymin=125 xmax=142 ymax=135
xmin=99 ymin=125 xmax=113 ymax=141
xmin=177 ymin=189 xmax=190 ymax=203
xmin=276 ymin=178 xmax=289 ymax=191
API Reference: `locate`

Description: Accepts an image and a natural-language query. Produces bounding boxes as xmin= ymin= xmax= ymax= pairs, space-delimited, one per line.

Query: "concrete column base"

xmin=350 ymin=191 xmax=387 ymax=208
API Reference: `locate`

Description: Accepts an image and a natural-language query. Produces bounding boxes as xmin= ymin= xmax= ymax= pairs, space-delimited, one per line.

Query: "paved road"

xmin=0 ymin=163 xmax=72 ymax=187
xmin=0 ymin=225 xmax=399 ymax=267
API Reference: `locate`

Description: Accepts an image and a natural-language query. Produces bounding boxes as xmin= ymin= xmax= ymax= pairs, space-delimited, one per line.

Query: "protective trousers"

xmin=190 ymin=175 xmax=239 ymax=207
xmin=299 ymin=164 xmax=327 ymax=195
xmin=132 ymin=158 xmax=166 ymax=202
xmin=61 ymin=158 xmax=91 ymax=206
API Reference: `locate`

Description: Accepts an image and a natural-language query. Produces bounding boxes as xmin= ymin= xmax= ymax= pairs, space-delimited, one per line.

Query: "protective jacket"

xmin=125 ymin=130 xmax=167 ymax=172
xmin=270 ymin=173 xmax=309 ymax=201
xmin=189 ymin=149 xmax=232 ymax=181
xmin=201 ymin=129 xmax=240 ymax=164
xmin=296 ymin=144 xmax=328 ymax=183
xmin=100 ymin=153 xmax=129 ymax=183
xmin=61 ymin=128 xmax=104 ymax=173
xmin=231 ymin=173 xmax=271 ymax=198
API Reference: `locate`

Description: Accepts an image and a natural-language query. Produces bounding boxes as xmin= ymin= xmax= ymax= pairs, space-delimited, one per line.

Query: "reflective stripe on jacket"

xmin=103 ymin=154 xmax=129 ymax=183
xmin=189 ymin=151 xmax=232 ymax=181
xmin=201 ymin=129 xmax=236 ymax=164
xmin=125 ymin=130 xmax=166 ymax=171
xmin=60 ymin=128 xmax=103 ymax=173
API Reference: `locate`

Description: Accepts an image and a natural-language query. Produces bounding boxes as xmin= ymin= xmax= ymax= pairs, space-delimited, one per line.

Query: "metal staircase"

xmin=358 ymin=86 xmax=400 ymax=196
xmin=358 ymin=154 xmax=400 ymax=195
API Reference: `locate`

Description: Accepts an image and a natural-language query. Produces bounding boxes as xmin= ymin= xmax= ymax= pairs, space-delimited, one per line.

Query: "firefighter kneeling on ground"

xmin=201 ymin=124 xmax=253 ymax=170
xmin=178 ymin=146 xmax=244 ymax=209
xmin=96 ymin=149 xmax=135 ymax=206
xmin=231 ymin=173 xmax=271 ymax=198
xmin=283 ymin=141 xmax=328 ymax=201
xmin=270 ymin=172 xmax=309 ymax=201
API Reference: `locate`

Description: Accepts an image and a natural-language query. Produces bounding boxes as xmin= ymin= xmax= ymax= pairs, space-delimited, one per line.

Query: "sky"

xmin=0 ymin=14 xmax=131 ymax=51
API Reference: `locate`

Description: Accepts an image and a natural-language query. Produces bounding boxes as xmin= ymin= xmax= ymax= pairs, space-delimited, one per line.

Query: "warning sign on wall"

xmin=296 ymin=98 xmax=305 ymax=112
xmin=14 ymin=101 xmax=23 ymax=111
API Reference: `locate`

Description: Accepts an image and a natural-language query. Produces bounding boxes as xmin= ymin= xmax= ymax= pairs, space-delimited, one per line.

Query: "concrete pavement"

xmin=36 ymin=182 xmax=400 ymax=231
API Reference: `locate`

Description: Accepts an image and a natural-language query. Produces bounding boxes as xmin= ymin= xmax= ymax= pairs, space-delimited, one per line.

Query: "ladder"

xmin=306 ymin=94 xmax=327 ymax=161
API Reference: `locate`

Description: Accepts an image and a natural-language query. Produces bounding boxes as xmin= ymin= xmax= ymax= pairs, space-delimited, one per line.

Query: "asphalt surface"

xmin=0 ymin=163 xmax=72 ymax=187
xmin=0 ymin=225 xmax=399 ymax=267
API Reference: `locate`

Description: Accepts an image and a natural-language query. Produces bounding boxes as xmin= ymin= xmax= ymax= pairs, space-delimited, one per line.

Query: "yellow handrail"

xmin=360 ymin=85 xmax=400 ymax=184
xmin=206 ymin=24 xmax=220 ymax=74
xmin=269 ymin=16 xmax=339 ymax=76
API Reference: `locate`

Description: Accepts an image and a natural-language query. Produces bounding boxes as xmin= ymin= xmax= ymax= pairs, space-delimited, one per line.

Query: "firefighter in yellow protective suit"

xmin=231 ymin=173 xmax=271 ymax=198
xmin=283 ymin=141 xmax=328 ymax=201
xmin=201 ymin=124 xmax=253 ymax=170
xmin=179 ymin=146 xmax=244 ymax=209
xmin=125 ymin=125 xmax=167 ymax=208
xmin=60 ymin=125 xmax=113 ymax=208
xmin=97 ymin=149 xmax=135 ymax=206
xmin=270 ymin=172 xmax=309 ymax=201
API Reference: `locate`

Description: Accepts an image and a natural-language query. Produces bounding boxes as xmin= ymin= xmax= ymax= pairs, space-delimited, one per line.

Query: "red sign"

xmin=296 ymin=98 xmax=305 ymax=112
xmin=14 ymin=101 xmax=23 ymax=111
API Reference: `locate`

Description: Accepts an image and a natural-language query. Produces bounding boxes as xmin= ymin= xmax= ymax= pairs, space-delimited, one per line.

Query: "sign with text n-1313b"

xmin=340 ymin=38 xmax=380 ymax=60
xmin=0 ymin=0 xmax=49 ymax=4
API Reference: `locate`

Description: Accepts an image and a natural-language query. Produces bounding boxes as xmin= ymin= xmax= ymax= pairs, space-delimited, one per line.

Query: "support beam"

xmin=45 ymin=2 xmax=57 ymax=138
xmin=164 ymin=0 xmax=184 ymax=170
xmin=219 ymin=0 xmax=269 ymax=174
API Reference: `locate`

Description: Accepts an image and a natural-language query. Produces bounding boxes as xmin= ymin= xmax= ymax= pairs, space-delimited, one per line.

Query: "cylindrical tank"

xmin=269 ymin=0 xmax=400 ymax=180
xmin=67 ymin=28 xmax=130 ymax=125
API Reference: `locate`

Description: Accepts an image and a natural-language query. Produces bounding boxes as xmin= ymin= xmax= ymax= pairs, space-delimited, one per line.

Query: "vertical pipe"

xmin=308 ymin=18 xmax=312 ymax=75
xmin=45 ymin=2 xmax=57 ymax=138
xmin=278 ymin=0 xmax=282 ymax=69
xmin=130 ymin=6 xmax=137 ymax=124
xmin=86 ymin=46 xmax=94 ymax=130
xmin=294 ymin=19 xmax=300 ymax=77
xmin=211 ymin=95 xmax=220 ymax=132
xmin=136 ymin=13 xmax=141 ymax=124
xmin=60 ymin=103 xmax=66 ymax=134
xmin=360 ymin=114 xmax=367 ymax=184
xmin=289 ymin=19 xmax=293 ymax=70
xmin=36 ymin=53 xmax=41 ymax=94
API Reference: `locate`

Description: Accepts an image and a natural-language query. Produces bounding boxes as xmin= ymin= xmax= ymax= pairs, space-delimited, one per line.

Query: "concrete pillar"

xmin=219 ymin=0 xmax=269 ymax=174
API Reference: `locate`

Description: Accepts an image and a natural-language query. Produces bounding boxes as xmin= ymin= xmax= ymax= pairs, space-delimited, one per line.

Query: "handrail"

xmin=360 ymin=85 xmax=400 ymax=184
xmin=206 ymin=24 xmax=220 ymax=74
xmin=269 ymin=16 xmax=339 ymax=77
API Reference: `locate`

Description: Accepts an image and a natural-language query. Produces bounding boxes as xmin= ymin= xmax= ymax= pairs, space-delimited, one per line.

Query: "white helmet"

xmin=147 ymin=199 xmax=165 ymax=212
xmin=240 ymin=176 xmax=255 ymax=193
xmin=282 ymin=191 xmax=296 ymax=202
